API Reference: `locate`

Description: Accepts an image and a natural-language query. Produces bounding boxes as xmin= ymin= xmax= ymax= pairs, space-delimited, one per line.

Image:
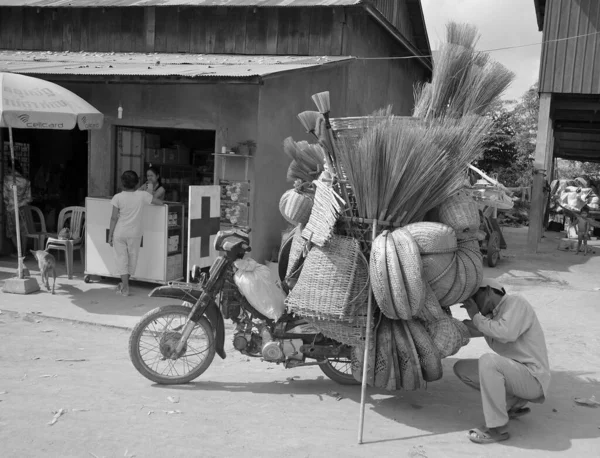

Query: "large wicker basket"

xmin=285 ymin=234 xmax=369 ymax=323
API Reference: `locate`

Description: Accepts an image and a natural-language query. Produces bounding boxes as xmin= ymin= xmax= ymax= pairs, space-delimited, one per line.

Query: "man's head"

xmin=121 ymin=170 xmax=139 ymax=190
xmin=471 ymin=278 xmax=506 ymax=316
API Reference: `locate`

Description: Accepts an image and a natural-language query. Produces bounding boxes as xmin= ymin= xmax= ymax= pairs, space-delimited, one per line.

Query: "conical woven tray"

xmin=425 ymin=317 xmax=463 ymax=358
xmin=416 ymin=281 xmax=447 ymax=323
xmin=374 ymin=317 xmax=394 ymax=389
xmin=384 ymin=234 xmax=411 ymax=320
xmin=390 ymin=229 xmax=425 ymax=317
xmin=370 ymin=231 xmax=401 ymax=319
xmin=406 ymin=319 xmax=443 ymax=382
xmin=391 ymin=320 xmax=423 ymax=390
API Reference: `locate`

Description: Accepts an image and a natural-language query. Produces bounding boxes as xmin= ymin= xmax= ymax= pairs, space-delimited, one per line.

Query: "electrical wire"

xmin=354 ymin=28 xmax=600 ymax=61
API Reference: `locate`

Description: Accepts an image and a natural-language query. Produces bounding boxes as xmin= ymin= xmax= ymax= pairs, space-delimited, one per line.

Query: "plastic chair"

xmin=45 ymin=206 xmax=86 ymax=279
xmin=21 ymin=205 xmax=49 ymax=251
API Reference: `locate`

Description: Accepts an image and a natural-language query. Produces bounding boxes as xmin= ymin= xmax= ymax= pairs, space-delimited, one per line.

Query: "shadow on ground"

xmin=151 ymin=358 xmax=600 ymax=453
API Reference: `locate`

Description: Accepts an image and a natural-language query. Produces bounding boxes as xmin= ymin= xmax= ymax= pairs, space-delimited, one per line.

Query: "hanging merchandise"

xmin=274 ymin=20 xmax=514 ymax=445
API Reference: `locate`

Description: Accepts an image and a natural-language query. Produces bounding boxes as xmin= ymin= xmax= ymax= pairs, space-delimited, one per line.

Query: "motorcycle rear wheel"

xmin=129 ymin=305 xmax=216 ymax=385
xmin=320 ymin=357 xmax=360 ymax=385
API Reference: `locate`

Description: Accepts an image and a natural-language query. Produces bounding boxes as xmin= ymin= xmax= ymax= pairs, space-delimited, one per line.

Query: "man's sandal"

xmin=468 ymin=427 xmax=510 ymax=444
xmin=508 ymin=407 xmax=530 ymax=419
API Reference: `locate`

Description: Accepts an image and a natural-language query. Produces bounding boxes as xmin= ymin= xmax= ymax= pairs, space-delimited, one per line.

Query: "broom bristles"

xmin=312 ymin=91 xmax=331 ymax=114
xmin=297 ymin=111 xmax=321 ymax=133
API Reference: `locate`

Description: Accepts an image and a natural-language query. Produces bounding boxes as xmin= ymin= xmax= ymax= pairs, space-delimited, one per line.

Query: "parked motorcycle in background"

xmin=128 ymin=228 xmax=357 ymax=385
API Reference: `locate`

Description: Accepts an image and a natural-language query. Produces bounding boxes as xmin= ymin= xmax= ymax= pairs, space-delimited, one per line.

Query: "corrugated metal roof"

xmin=0 ymin=0 xmax=363 ymax=7
xmin=0 ymin=51 xmax=353 ymax=80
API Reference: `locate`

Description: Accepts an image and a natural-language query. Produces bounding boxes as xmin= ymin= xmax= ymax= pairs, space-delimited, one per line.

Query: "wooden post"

xmin=358 ymin=219 xmax=377 ymax=445
xmin=527 ymin=93 xmax=553 ymax=252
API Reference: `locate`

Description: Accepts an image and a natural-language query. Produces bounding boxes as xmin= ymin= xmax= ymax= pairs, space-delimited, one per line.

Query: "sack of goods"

xmin=234 ymin=258 xmax=286 ymax=321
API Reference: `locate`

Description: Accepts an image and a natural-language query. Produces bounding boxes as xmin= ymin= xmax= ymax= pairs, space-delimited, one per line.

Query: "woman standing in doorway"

xmin=138 ymin=166 xmax=166 ymax=201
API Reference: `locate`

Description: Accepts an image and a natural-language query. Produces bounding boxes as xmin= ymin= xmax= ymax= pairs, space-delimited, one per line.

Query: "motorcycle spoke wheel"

xmin=320 ymin=356 xmax=360 ymax=385
xmin=129 ymin=305 xmax=216 ymax=385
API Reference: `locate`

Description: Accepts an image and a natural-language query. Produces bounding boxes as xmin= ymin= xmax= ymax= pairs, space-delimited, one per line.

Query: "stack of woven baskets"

xmin=359 ymin=189 xmax=481 ymax=390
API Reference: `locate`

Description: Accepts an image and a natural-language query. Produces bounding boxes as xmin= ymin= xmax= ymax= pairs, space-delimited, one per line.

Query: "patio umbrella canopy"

xmin=0 ymin=72 xmax=104 ymax=279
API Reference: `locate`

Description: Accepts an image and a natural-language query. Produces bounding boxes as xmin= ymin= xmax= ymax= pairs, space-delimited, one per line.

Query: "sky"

xmin=421 ymin=0 xmax=543 ymax=101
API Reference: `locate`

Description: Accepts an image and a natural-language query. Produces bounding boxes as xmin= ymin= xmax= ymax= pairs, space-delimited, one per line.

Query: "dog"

xmin=30 ymin=250 xmax=57 ymax=294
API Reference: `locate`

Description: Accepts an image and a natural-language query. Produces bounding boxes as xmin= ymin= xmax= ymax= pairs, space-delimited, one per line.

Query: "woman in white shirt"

xmin=109 ymin=170 xmax=163 ymax=296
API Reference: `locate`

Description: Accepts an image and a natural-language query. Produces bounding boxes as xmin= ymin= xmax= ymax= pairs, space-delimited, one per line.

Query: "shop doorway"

xmin=114 ymin=126 xmax=216 ymax=204
xmin=2 ymin=127 xmax=88 ymax=233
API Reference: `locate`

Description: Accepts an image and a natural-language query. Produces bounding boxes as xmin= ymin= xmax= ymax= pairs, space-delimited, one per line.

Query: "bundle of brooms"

xmin=280 ymin=22 xmax=514 ymax=390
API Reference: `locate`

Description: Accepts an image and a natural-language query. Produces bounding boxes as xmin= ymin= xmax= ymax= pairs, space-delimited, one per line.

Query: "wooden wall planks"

xmin=540 ymin=0 xmax=600 ymax=94
xmin=0 ymin=4 xmax=422 ymax=60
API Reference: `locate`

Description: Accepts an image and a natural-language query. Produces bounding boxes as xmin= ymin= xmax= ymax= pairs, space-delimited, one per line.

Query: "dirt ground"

xmin=1 ymin=227 xmax=599 ymax=457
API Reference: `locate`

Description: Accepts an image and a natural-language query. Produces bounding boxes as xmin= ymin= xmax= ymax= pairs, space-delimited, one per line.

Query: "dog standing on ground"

xmin=30 ymin=250 xmax=56 ymax=294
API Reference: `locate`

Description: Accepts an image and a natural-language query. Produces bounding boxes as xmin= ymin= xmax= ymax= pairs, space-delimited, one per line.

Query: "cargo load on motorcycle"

xmin=128 ymin=22 xmax=515 ymax=393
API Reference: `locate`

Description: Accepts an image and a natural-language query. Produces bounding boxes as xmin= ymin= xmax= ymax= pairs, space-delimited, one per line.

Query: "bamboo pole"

xmin=9 ymin=127 xmax=24 ymax=279
xmin=358 ymin=219 xmax=377 ymax=445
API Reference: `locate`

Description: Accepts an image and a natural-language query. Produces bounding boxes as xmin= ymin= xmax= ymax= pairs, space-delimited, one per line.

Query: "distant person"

xmin=2 ymin=160 xmax=32 ymax=257
xmin=575 ymin=207 xmax=590 ymax=256
xmin=108 ymin=170 xmax=163 ymax=296
xmin=454 ymin=279 xmax=550 ymax=444
xmin=138 ymin=165 xmax=166 ymax=200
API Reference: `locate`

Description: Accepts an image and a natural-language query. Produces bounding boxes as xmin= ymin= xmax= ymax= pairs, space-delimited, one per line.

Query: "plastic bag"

xmin=234 ymin=258 xmax=286 ymax=320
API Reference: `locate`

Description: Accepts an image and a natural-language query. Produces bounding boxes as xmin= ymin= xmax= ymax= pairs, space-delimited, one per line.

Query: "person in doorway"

xmin=2 ymin=160 xmax=32 ymax=257
xmin=138 ymin=166 xmax=166 ymax=201
xmin=575 ymin=207 xmax=590 ymax=256
xmin=454 ymin=278 xmax=550 ymax=444
xmin=108 ymin=170 xmax=163 ymax=296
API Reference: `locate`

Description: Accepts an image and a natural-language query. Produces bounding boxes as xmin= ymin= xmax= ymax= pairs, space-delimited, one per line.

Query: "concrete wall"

xmin=57 ymin=82 xmax=260 ymax=197
xmin=254 ymin=59 xmax=422 ymax=263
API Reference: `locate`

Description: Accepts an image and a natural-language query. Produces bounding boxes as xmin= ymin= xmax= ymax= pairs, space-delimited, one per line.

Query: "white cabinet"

xmin=85 ymin=197 xmax=184 ymax=284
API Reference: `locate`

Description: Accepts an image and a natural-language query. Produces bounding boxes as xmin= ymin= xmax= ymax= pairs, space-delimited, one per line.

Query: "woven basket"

xmin=403 ymin=222 xmax=457 ymax=254
xmin=370 ymin=231 xmax=402 ymax=319
xmin=285 ymin=235 xmax=369 ymax=323
xmin=439 ymin=252 xmax=467 ymax=307
xmin=453 ymin=318 xmax=471 ymax=347
xmin=351 ymin=339 xmax=376 ymax=384
xmin=438 ymin=190 xmax=480 ymax=237
xmin=384 ymin=236 xmax=412 ymax=319
xmin=374 ymin=317 xmax=394 ymax=389
xmin=416 ymin=282 xmax=447 ymax=323
xmin=403 ymin=222 xmax=457 ymax=303
xmin=286 ymin=227 xmax=308 ymax=281
xmin=279 ymin=189 xmax=313 ymax=226
xmin=391 ymin=320 xmax=422 ymax=391
xmin=306 ymin=315 xmax=370 ymax=347
xmin=389 ymin=228 xmax=425 ymax=317
xmin=301 ymin=180 xmax=344 ymax=247
xmin=456 ymin=239 xmax=483 ymax=300
xmin=406 ymin=319 xmax=443 ymax=382
xmin=425 ymin=317 xmax=463 ymax=358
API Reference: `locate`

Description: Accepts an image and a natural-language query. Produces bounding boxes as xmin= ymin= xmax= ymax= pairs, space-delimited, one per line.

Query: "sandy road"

xmin=0 ymin=301 xmax=599 ymax=458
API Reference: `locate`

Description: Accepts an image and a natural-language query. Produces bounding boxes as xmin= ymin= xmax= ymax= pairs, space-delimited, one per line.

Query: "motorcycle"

xmin=128 ymin=228 xmax=358 ymax=386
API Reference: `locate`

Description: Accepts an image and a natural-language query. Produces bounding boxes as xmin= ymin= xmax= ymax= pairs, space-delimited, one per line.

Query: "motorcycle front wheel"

xmin=129 ymin=305 xmax=216 ymax=385
xmin=320 ymin=356 xmax=360 ymax=385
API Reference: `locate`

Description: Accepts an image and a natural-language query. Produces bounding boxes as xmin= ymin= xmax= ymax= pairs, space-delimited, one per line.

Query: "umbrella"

xmin=0 ymin=72 xmax=104 ymax=279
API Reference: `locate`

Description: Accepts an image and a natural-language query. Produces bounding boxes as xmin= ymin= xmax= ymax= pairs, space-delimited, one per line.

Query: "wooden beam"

xmin=528 ymin=93 xmax=553 ymax=252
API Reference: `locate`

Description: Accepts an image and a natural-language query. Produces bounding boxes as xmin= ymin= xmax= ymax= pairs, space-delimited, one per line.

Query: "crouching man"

xmin=454 ymin=278 xmax=550 ymax=444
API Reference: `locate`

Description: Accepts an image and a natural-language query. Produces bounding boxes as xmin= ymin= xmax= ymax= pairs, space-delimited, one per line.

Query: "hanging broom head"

xmin=283 ymin=137 xmax=325 ymax=183
xmin=311 ymin=91 xmax=331 ymax=114
xmin=297 ymin=111 xmax=321 ymax=133
xmin=413 ymin=21 xmax=514 ymax=120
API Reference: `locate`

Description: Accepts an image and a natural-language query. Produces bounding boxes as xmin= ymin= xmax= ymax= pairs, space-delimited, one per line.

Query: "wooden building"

xmin=0 ymin=0 xmax=432 ymax=263
xmin=529 ymin=0 xmax=600 ymax=251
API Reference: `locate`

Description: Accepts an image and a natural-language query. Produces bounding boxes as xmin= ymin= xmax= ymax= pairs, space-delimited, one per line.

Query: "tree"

xmin=476 ymin=84 xmax=537 ymax=187
xmin=556 ymin=159 xmax=600 ymax=180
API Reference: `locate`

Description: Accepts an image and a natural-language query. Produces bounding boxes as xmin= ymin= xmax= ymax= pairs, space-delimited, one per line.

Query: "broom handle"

xmin=325 ymin=127 xmax=353 ymax=216
xmin=358 ymin=219 xmax=377 ymax=445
